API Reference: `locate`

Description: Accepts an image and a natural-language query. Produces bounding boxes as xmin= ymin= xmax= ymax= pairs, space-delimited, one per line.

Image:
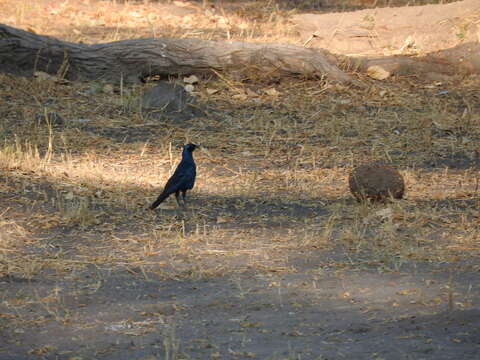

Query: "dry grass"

xmin=1 ymin=0 xmax=299 ymax=44
xmin=1 ymin=69 xmax=479 ymax=282
xmin=0 ymin=0 xmax=479 ymax=285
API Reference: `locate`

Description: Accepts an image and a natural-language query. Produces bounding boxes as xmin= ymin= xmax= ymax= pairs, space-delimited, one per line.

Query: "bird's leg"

xmin=181 ymin=190 xmax=188 ymax=208
xmin=175 ymin=191 xmax=182 ymax=207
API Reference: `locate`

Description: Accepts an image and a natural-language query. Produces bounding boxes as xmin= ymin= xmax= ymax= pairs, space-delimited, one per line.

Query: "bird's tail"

xmin=150 ymin=192 xmax=168 ymax=210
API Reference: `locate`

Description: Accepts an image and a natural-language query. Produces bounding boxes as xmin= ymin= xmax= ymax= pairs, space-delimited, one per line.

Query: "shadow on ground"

xmin=1 ymin=169 xmax=480 ymax=358
xmin=1 ymin=260 xmax=479 ymax=359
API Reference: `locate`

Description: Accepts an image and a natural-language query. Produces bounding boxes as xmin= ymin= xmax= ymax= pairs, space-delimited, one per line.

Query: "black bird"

xmin=150 ymin=143 xmax=197 ymax=210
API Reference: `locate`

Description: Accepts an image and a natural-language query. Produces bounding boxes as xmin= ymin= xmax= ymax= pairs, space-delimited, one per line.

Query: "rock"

xmin=141 ymin=82 xmax=201 ymax=120
xmin=349 ymin=163 xmax=405 ymax=202
xmin=35 ymin=112 xmax=64 ymax=126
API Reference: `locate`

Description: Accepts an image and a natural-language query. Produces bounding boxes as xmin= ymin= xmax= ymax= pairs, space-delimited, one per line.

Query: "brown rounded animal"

xmin=349 ymin=163 xmax=405 ymax=202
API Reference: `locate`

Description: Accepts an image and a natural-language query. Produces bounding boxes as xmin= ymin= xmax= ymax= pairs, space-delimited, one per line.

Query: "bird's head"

xmin=184 ymin=143 xmax=197 ymax=152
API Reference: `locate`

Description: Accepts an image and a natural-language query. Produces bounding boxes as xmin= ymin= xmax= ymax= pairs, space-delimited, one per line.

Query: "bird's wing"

xmin=163 ymin=168 xmax=193 ymax=194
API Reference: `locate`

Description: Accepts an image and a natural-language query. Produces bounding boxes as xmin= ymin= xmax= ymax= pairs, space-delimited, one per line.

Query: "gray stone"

xmin=141 ymin=82 xmax=201 ymax=120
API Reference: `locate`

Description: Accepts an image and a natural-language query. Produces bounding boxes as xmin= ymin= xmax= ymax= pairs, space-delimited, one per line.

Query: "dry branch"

xmin=0 ymin=23 xmax=354 ymax=85
xmin=294 ymin=0 xmax=480 ymax=78
xmin=344 ymin=42 xmax=480 ymax=79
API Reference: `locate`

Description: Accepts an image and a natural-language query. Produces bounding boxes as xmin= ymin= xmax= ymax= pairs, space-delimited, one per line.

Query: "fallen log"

xmin=0 ymin=23 xmax=355 ymax=85
xmin=342 ymin=42 xmax=480 ymax=81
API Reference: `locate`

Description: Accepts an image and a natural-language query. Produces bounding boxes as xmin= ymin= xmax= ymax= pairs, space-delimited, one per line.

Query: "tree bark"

xmin=0 ymin=23 xmax=354 ymax=85
xmin=342 ymin=42 xmax=480 ymax=80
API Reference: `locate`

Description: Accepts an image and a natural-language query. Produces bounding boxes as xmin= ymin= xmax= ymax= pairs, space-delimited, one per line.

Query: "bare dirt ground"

xmin=1 ymin=1 xmax=480 ymax=359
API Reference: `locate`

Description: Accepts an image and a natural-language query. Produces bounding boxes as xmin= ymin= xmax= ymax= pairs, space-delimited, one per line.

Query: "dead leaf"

xmin=245 ymin=88 xmax=258 ymax=97
xmin=183 ymin=75 xmax=199 ymax=84
xmin=232 ymin=93 xmax=248 ymax=101
xmin=264 ymin=88 xmax=279 ymax=96
xmin=216 ymin=216 xmax=231 ymax=223
xmin=206 ymin=88 xmax=219 ymax=95
xmin=288 ymin=330 xmax=304 ymax=337
xmin=367 ymin=66 xmax=390 ymax=80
